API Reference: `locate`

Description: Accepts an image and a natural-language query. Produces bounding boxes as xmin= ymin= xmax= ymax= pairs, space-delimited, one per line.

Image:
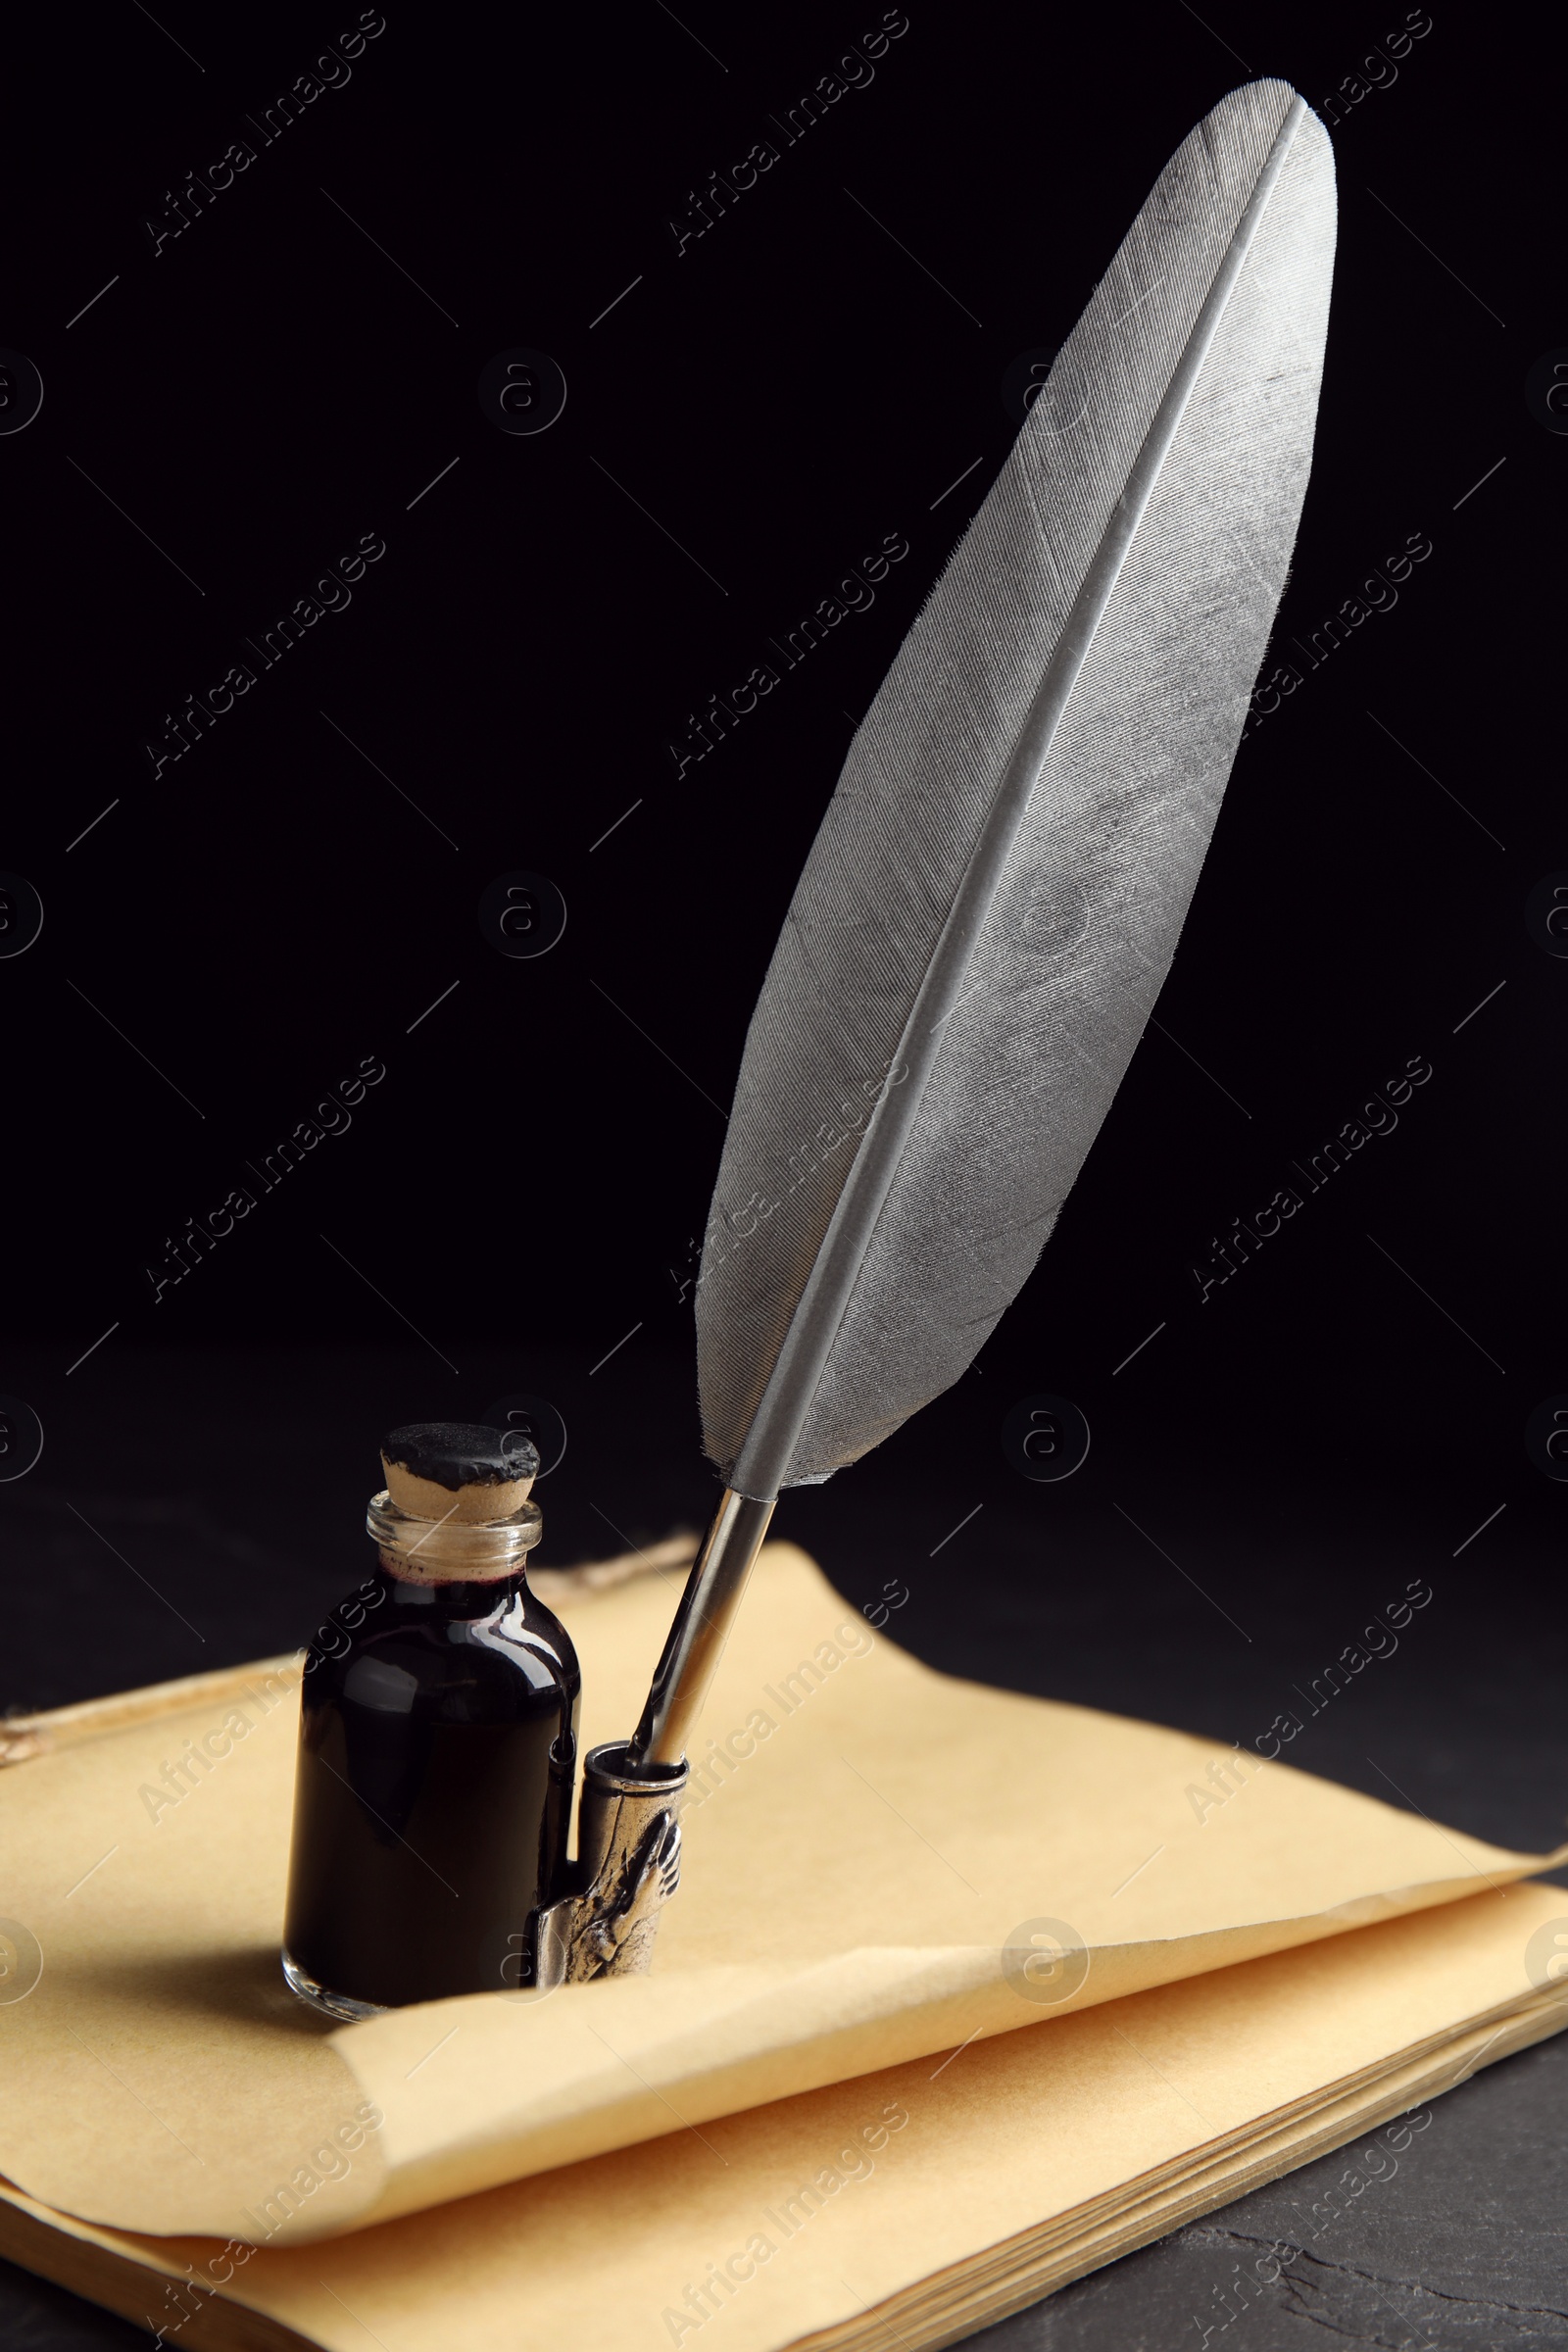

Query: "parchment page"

xmin=0 ymin=1544 xmax=1558 ymax=2244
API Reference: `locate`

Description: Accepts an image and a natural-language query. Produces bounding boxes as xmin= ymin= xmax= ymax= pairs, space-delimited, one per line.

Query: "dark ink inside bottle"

xmin=282 ymin=1422 xmax=579 ymax=2018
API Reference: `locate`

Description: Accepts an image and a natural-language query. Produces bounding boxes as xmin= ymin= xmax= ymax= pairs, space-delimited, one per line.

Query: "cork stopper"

xmin=379 ymin=1422 xmax=538 ymax=1524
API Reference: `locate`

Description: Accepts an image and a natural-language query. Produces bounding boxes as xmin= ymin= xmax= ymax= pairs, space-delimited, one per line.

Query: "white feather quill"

xmin=629 ymin=78 xmax=1336 ymax=1765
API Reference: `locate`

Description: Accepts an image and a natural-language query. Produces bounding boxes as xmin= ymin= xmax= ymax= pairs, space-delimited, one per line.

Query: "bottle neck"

xmin=372 ymin=1560 xmax=530 ymax=1618
xmin=367 ymin=1486 xmax=543 ymax=1592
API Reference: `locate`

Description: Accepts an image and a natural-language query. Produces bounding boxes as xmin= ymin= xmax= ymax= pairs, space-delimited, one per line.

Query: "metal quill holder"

xmin=530 ymin=1745 xmax=687 ymax=1986
xmin=524 ymin=1500 xmax=771 ymax=1985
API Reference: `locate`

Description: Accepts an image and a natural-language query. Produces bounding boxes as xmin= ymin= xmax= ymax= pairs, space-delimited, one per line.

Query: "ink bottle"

xmin=282 ymin=1423 xmax=580 ymax=2019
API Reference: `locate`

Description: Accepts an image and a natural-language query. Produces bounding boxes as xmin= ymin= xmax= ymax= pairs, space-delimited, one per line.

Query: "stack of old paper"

xmin=1 ymin=1544 xmax=1563 ymax=2351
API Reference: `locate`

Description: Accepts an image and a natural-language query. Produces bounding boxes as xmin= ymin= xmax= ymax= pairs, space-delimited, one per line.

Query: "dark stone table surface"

xmin=2 ymin=1344 xmax=1563 ymax=2350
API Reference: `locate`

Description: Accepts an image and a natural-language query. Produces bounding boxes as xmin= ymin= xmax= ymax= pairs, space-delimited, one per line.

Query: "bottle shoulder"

xmin=303 ymin=1576 xmax=578 ymax=1719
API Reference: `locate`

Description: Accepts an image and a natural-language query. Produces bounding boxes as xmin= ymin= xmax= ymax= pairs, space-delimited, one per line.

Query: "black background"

xmin=1 ymin=1 xmax=1564 ymax=2344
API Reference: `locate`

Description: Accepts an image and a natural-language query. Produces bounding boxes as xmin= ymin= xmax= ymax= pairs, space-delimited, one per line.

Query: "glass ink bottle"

xmin=282 ymin=1422 xmax=580 ymax=2019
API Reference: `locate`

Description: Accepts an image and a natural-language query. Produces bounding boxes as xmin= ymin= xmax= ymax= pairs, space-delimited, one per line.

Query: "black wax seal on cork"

xmin=382 ymin=1423 xmax=539 ymax=1489
xmin=380 ymin=1422 xmax=540 ymax=1522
